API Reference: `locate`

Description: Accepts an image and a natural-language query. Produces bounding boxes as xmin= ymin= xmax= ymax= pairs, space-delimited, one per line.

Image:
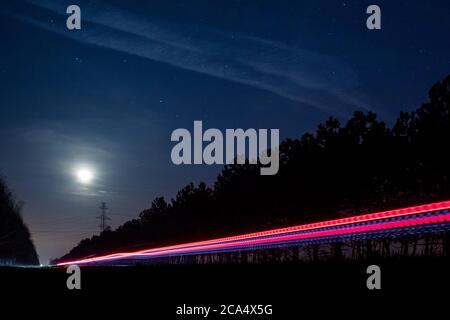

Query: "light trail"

xmin=57 ymin=200 xmax=450 ymax=266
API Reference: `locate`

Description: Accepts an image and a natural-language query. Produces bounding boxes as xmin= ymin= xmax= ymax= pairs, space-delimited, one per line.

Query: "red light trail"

xmin=57 ymin=200 xmax=450 ymax=266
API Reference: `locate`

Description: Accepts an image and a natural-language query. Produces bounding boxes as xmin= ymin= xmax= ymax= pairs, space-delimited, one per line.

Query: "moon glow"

xmin=75 ymin=168 xmax=94 ymax=185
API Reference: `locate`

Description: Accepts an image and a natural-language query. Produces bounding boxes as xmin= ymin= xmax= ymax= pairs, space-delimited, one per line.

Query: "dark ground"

xmin=1 ymin=258 xmax=448 ymax=317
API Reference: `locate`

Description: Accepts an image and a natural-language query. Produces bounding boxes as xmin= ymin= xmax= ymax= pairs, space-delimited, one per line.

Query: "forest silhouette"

xmin=54 ymin=74 xmax=450 ymax=263
xmin=3 ymin=75 xmax=449 ymax=265
xmin=0 ymin=178 xmax=39 ymax=265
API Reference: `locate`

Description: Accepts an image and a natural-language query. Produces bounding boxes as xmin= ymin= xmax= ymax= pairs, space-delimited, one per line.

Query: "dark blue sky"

xmin=1 ymin=0 xmax=449 ymax=263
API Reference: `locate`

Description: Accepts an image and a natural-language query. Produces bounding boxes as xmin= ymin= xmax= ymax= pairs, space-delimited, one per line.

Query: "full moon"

xmin=76 ymin=168 xmax=94 ymax=185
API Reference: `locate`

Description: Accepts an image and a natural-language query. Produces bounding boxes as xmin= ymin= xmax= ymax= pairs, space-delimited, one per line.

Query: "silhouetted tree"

xmin=0 ymin=177 xmax=39 ymax=265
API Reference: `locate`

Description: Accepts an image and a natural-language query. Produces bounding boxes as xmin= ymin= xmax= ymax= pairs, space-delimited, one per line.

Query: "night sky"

xmin=1 ymin=0 xmax=449 ymax=264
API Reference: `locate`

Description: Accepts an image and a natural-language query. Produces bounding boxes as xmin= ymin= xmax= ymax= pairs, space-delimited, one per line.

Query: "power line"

xmin=96 ymin=202 xmax=111 ymax=233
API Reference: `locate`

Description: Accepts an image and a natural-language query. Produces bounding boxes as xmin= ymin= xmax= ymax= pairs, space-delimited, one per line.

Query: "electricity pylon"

xmin=97 ymin=202 xmax=111 ymax=233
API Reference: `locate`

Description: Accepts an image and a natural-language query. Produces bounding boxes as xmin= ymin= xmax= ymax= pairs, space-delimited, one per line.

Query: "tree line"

xmin=56 ymin=74 xmax=450 ymax=263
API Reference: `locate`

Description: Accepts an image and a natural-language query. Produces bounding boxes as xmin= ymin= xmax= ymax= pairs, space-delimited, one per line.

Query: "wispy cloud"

xmin=6 ymin=0 xmax=370 ymax=115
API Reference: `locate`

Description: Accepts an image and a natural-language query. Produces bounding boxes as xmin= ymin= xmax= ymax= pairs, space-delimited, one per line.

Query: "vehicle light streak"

xmin=107 ymin=213 xmax=450 ymax=259
xmin=57 ymin=200 xmax=450 ymax=266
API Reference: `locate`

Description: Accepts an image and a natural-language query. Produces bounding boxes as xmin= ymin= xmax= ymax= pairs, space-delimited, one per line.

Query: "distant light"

xmin=76 ymin=168 xmax=94 ymax=185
